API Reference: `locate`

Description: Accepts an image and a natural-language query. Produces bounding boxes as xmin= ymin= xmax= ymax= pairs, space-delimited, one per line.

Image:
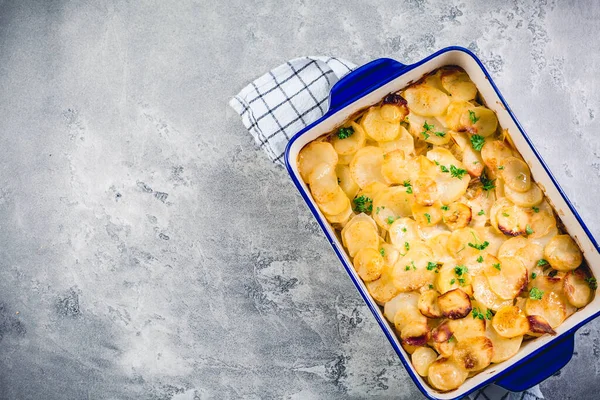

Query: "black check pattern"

xmin=230 ymin=56 xmax=355 ymax=165
xmin=230 ymin=55 xmax=545 ymax=400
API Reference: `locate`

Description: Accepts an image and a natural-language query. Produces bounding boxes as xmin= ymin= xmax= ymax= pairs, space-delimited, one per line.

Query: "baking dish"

xmin=284 ymin=46 xmax=600 ymax=400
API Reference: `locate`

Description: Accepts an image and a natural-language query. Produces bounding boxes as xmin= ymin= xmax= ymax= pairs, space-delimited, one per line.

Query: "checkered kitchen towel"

xmin=229 ymin=57 xmax=544 ymax=400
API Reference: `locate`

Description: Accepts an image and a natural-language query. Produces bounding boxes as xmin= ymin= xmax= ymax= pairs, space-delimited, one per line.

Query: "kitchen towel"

xmin=229 ymin=56 xmax=544 ymax=400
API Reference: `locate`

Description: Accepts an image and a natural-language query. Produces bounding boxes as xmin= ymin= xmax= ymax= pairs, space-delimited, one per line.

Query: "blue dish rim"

xmin=284 ymin=45 xmax=600 ymax=400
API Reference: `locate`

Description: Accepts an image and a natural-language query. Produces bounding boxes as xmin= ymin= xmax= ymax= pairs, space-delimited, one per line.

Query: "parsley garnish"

xmin=405 ymin=265 xmax=411 ymax=271
xmin=472 ymin=308 xmax=484 ymax=320
xmin=424 ymin=213 xmax=431 ymax=224
xmin=532 ymin=206 xmax=540 ymax=213
xmin=440 ymin=165 xmax=449 ymax=173
xmin=353 ymin=195 xmax=373 ymax=213
xmin=401 ymin=227 xmax=407 ymax=232
xmin=434 ymin=131 xmax=446 ymax=137
xmin=493 ymin=263 xmax=501 ymax=270
xmin=468 ymin=110 xmax=480 ymax=124
xmin=450 ymin=165 xmax=468 ymax=179
xmin=421 ymin=122 xmax=434 ymax=139
xmin=454 ymin=265 xmax=468 ymax=276
xmin=480 ymin=171 xmax=496 ymax=191
xmin=386 ymin=216 xmax=395 ymax=225
xmin=485 ymin=309 xmax=494 ymax=320
xmin=450 ymin=278 xmax=456 ymax=285
xmin=379 ymin=248 xmax=385 ymax=257
xmin=470 ymin=134 xmax=485 ymax=151
xmin=427 ymin=262 xmax=439 ymax=271
xmin=498 ymin=165 xmax=505 ymax=170
xmin=441 ymin=205 xmax=449 ymax=211
xmin=586 ymin=277 xmax=598 ymax=290
xmin=537 ymin=259 xmax=548 ymax=267
xmin=529 ymin=287 xmax=544 ymax=300
xmin=502 ymin=212 xmax=510 ymax=217
xmin=403 ymin=180 xmax=413 ymax=194
xmin=531 ymin=272 xmax=537 ymax=279
xmin=468 ymin=241 xmax=490 ymax=251
xmin=428 ymin=284 xmax=434 ymax=290
xmin=337 ymin=126 xmax=355 ymax=139
xmin=477 ymin=256 xmax=484 ymax=263
xmin=478 ymin=209 xmax=485 ymax=216
xmin=526 ymin=224 xmax=534 ymax=236
xmin=404 ymin=242 xmax=410 ymax=252
xmin=376 ymin=206 xmax=385 ymax=214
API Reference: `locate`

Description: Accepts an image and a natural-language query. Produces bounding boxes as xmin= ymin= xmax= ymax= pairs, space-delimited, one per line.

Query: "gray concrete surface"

xmin=0 ymin=0 xmax=599 ymax=399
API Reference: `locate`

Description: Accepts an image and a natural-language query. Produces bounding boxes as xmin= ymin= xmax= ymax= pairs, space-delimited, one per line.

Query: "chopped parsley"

xmin=337 ymin=126 xmax=355 ymax=139
xmin=472 ymin=308 xmax=485 ymax=320
xmin=440 ymin=164 xmax=449 ymax=173
xmin=427 ymin=262 xmax=439 ymax=271
xmin=405 ymin=265 xmax=411 ymax=271
xmin=376 ymin=206 xmax=385 ymax=214
xmin=428 ymin=284 xmax=434 ymax=290
xmin=421 ymin=122 xmax=434 ymax=139
xmin=424 ymin=213 xmax=432 ymax=224
xmin=493 ymin=263 xmax=501 ymax=270
xmin=502 ymin=212 xmax=510 ymax=217
xmin=468 ymin=110 xmax=480 ymax=124
xmin=454 ymin=265 xmax=468 ymax=276
xmin=470 ymin=134 xmax=485 ymax=151
xmin=403 ymin=180 xmax=413 ymax=194
xmin=480 ymin=171 xmax=496 ymax=191
xmin=434 ymin=131 xmax=446 ymax=137
xmin=537 ymin=259 xmax=549 ymax=267
xmin=468 ymin=241 xmax=490 ymax=251
xmin=529 ymin=287 xmax=544 ymax=300
xmin=478 ymin=209 xmax=485 ymax=216
xmin=379 ymin=248 xmax=385 ymax=257
xmin=386 ymin=216 xmax=395 ymax=225
xmin=586 ymin=277 xmax=598 ymax=290
xmin=477 ymin=255 xmax=484 ymax=263
xmin=498 ymin=165 xmax=505 ymax=170
xmin=353 ymin=195 xmax=373 ymax=213
xmin=450 ymin=278 xmax=456 ymax=285
xmin=531 ymin=272 xmax=537 ymax=279
xmin=441 ymin=205 xmax=449 ymax=211
xmin=485 ymin=309 xmax=494 ymax=320
xmin=450 ymin=165 xmax=468 ymax=179
xmin=532 ymin=206 xmax=540 ymax=213
xmin=404 ymin=242 xmax=410 ymax=252
xmin=401 ymin=227 xmax=407 ymax=232
xmin=526 ymin=224 xmax=534 ymax=236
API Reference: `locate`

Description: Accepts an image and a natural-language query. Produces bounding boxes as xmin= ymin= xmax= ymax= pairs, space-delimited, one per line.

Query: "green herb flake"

xmin=485 ymin=309 xmax=493 ymax=320
xmin=502 ymin=212 xmax=510 ymax=217
xmin=450 ymin=165 xmax=468 ymax=179
xmin=526 ymin=224 xmax=534 ymax=236
xmin=403 ymin=180 xmax=413 ymax=194
xmin=478 ymin=209 xmax=485 ymax=216
xmin=441 ymin=205 xmax=449 ymax=211
xmin=537 ymin=259 xmax=549 ymax=267
xmin=440 ymin=165 xmax=449 ymax=173
xmin=405 ymin=265 xmax=411 ymax=271
xmin=529 ymin=287 xmax=544 ymax=300
xmin=470 ymin=134 xmax=485 ymax=151
xmin=454 ymin=265 xmax=468 ymax=276
xmin=434 ymin=131 xmax=446 ymax=137
xmin=498 ymin=165 xmax=505 ymax=170
xmin=531 ymin=272 xmax=537 ymax=279
xmin=532 ymin=206 xmax=540 ymax=213
xmin=353 ymin=195 xmax=373 ymax=213
xmin=379 ymin=248 xmax=385 ymax=257
xmin=477 ymin=256 xmax=484 ymax=263
xmin=472 ymin=307 xmax=484 ymax=320
xmin=428 ymin=284 xmax=434 ymax=290
xmin=434 ymin=160 xmax=440 ymax=166
xmin=424 ymin=213 xmax=431 ymax=224
xmin=386 ymin=216 xmax=395 ymax=225
xmin=401 ymin=227 xmax=407 ymax=232
xmin=480 ymin=171 xmax=496 ymax=191
xmin=450 ymin=278 xmax=456 ymax=285
xmin=468 ymin=110 xmax=480 ymax=124
xmin=337 ymin=126 xmax=355 ymax=139
xmin=427 ymin=262 xmax=438 ymax=271
xmin=468 ymin=241 xmax=490 ymax=251
xmin=404 ymin=242 xmax=410 ymax=252
xmin=586 ymin=277 xmax=598 ymax=290
xmin=493 ymin=263 xmax=501 ymax=271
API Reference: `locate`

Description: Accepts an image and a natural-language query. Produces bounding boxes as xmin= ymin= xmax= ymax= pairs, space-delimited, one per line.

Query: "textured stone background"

xmin=1 ymin=0 xmax=599 ymax=399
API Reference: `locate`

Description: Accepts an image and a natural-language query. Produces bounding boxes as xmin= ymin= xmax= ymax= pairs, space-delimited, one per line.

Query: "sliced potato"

xmin=451 ymin=336 xmax=493 ymax=372
xmin=436 ymin=263 xmax=473 ymax=296
xmin=484 ymin=256 xmax=528 ymax=300
xmin=433 ymin=339 xmax=457 ymax=358
xmin=349 ymin=146 xmax=386 ymax=188
xmin=353 ymin=248 xmax=384 ymax=282
xmin=418 ymin=290 xmax=442 ymax=318
xmin=361 ymin=106 xmax=401 ymax=142
xmin=331 ymin=121 xmax=367 ymax=155
xmin=427 ymin=359 xmax=469 ymax=392
xmin=366 ymin=263 xmax=400 ymax=304
xmin=564 ymin=267 xmax=594 ymax=308
xmin=476 ymin=226 xmax=506 ymax=258
xmin=526 ymin=315 xmax=556 ymax=336
xmin=323 ymin=201 xmax=353 ymax=224
xmin=393 ymin=297 xmax=428 ymax=333
xmin=527 ymin=202 xmax=557 ymax=240
xmin=445 ymin=101 xmax=471 ymax=131
xmin=485 ymin=323 xmax=522 ymax=363
xmin=492 ymin=306 xmax=530 ymax=338
xmin=448 ymin=316 xmax=486 ymax=342
xmin=502 ymin=157 xmax=532 ymax=193
xmin=341 ymin=215 xmax=379 ymax=257
xmin=525 ymin=291 xmax=567 ymax=329
xmin=298 ymin=141 xmax=338 ymax=182
xmin=337 ymin=152 xmax=355 ymax=165
xmin=412 ymin=202 xmax=443 ymax=227
xmin=380 ymin=96 xmax=409 ymax=123
xmin=388 ymin=217 xmax=420 ymax=248
xmin=379 ymin=242 xmax=400 ymax=266
xmin=442 ymin=202 xmax=472 ymax=231
xmin=381 ymin=149 xmax=410 ymax=184
xmin=308 ymin=162 xmax=338 ymax=203
xmin=498 ymin=236 xmax=544 ymax=274
xmin=504 ymin=183 xmax=543 ymax=208
xmin=411 ymin=175 xmax=438 ymax=207
xmin=492 ymin=198 xmax=529 ymax=236
xmin=438 ymin=288 xmax=472 ymax=319
xmin=460 ymin=107 xmax=498 ymax=137
xmin=316 ymin=186 xmax=350 ymax=215
xmin=440 ymin=70 xmax=477 ymax=101
xmin=378 ymin=125 xmax=415 ymax=156
xmin=481 ymin=140 xmax=513 ymax=171
xmin=472 ymin=275 xmax=513 ymax=311
xmin=402 ymin=342 xmax=420 ymax=355
xmin=544 ymin=234 xmax=583 ymax=271
xmin=383 ymin=292 xmax=420 ymax=322
xmin=446 ymin=227 xmax=484 ymax=262
xmin=427 ymin=232 xmax=454 ymax=264
xmin=336 ymin=164 xmax=359 ymax=200
xmin=408 ymin=113 xmax=451 ymax=146
xmin=404 ymin=84 xmax=450 ymax=117
xmin=372 ymin=186 xmax=414 ymax=230
xmin=412 ymin=347 xmax=438 ymax=377
xmin=391 ymin=246 xmax=437 ymax=292
xmin=465 ymin=184 xmax=496 ymax=228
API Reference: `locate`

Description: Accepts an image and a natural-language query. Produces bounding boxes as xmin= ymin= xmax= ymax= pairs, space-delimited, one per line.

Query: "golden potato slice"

xmin=438 ymin=288 xmax=472 ymax=319
xmin=427 ymin=232 xmax=454 ymax=264
xmin=337 ymin=152 xmax=355 ymax=165
xmin=308 ymin=162 xmax=338 ymax=203
xmin=383 ymin=292 xmax=419 ymax=322
xmin=402 ymin=342 xmax=420 ymax=354
xmin=433 ymin=339 xmax=456 ymax=358
xmin=379 ymin=243 xmax=400 ymax=266
xmin=401 ymin=321 xmax=430 ymax=347
xmin=380 ymin=100 xmax=409 ymax=123
xmin=492 ymin=306 xmax=530 ymax=338
xmin=564 ymin=267 xmax=594 ymax=308
xmin=404 ymin=84 xmax=450 ymax=117
xmin=388 ymin=217 xmax=420 ymax=248
xmin=460 ymin=107 xmax=498 ymax=137
xmin=445 ymin=101 xmax=471 ymax=130
xmin=335 ymin=164 xmax=359 ymax=200
xmin=450 ymin=130 xmax=484 ymax=177
xmin=527 ymin=201 xmax=557 ymax=240
xmin=527 ymin=315 xmax=556 ymax=336
xmin=525 ymin=291 xmax=567 ymax=329
xmin=501 ymin=237 xmax=544 ymax=274
xmin=381 ymin=149 xmax=410 ymax=184
xmin=447 ymin=316 xmax=486 ymax=342
xmin=366 ymin=263 xmax=400 ymax=304
xmin=316 ymin=186 xmax=350 ymax=215
xmin=349 ymin=146 xmax=386 ymax=188
xmin=418 ymin=290 xmax=442 ymax=318
xmin=353 ymin=248 xmax=384 ymax=282
xmin=465 ymin=184 xmax=496 ymax=228
xmin=378 ymin=125 xmax=415 ymax=156
xmin=393 ymin=295 xmax=428 ymax=332
xmin=323 ymin=201 xmax=353 ymax=224
xmin=544 ymin=234 xmax=583 ymax=271
xmin=412 ymin=202 xmax=443 ymax=227
xmin=451 ymin=336 xmax=493 ymax=372
xmin=408 ymin=113 xmax=451 ymax=146
xmin=427 ymin=358 xmax=469 ymax=392
xmin=391 ymin=246 xmax=436 ymax=292
xmin=361 ymin=106 xmax=401 ymax=142
xmin=440 ymin=70 xmax=477 ymax=101
xmin=446 ymin=227 xmax=485 ymax=262
xmin=331 ymin=121 xmax=367 ymax=155
xmin=372 ymin=186 xmax=414 ymax=230
xmin=442 ymin=202 xmax=472 ymax=231
xmin=406 ymin=155 xmax=439 ymax=181
xmin=502 ymin=157 xmax=532 ymax=193
xmin=484 ymin=256 xmax=528 ymax=300
xmin=504 ymin=183 xmax=543 ymax=208
xmin=412 ymin=347 xmax=438 ymax=377
xmin=341 ymin=216 xmax=379 ymax=257
xmin=493 ymin=199 xmax=529 ymax=237
xmin=485 ymin=323 xmax=522 ymax=363
xmin=481 ymin=140 xmax=513 ymax=171
xmin=436 ymin=263 xmax=473 ymax=296
xmin=476 ymin=226 xmax=506 ymax=258
xmin=472 ymin=275 xmax=513 ymax=311
xmin=412 ymin=175 xmax=439 ymax=206
xmin=298 ymin=141 xmax=338 ymax=182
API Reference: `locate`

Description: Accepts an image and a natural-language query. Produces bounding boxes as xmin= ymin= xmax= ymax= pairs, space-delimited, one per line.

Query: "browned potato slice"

xmin=388 ymin=217 xmax=420 ymax=247
xmin=564 ymin=267 xmax=594 ymax=308
xmin=308 ymin=162 xmax=338 ymax=203
xmin=481 ymin=140 xmax=513 ymax=171
xmin=378 ymin=125 xmax=415 ymax=156
xmin=432 ymin=319 xmax=454 ymax=343
xmin=412 ymin=202 xmax=443 ymax=227
xmin=440 ymin=70 xmax=477 ymax=101
xmin=298 ymin=141 xmax=338 ymax=182
xmin=418 ymin=290 xmax=442 ymax=318
xmin=413 ymin=175 xmax=439 ymax=206
xmin=525 ymin=291 xmax=567 ymax=329
xmin=527 ymin=315 xmax=556 ymax=336
xmin=400 ymin=321 xmax=430 ymax=347
xmin=492 ymin=306 xmax=530 ymax=338
xmin=341 ymin=215 xmax=379 ymax=257
xmin=433 ymin=338 xmax=456 ymax=358
xmin=484 ymin=256 xmax=528 ymax=300
xmin=502 ymin=157 xmax=532 ymax=193
xmin=544 ymin=234 xmax=583 ymax=271
xmin=366 ymin=263 xmax=400 ymax=304
xmin=448 ymin=316 xmax=486 ymax=342
xmin=504 ymin=183 xmax=543 ymax=208
xmin=442 ymin=202 xmax=472 ymax=231
xmin=353 ymin=248 xmax=384 ymax=282
xmin=331 ymin=121 xmax=367 ymax=155
xmin=381 ymin=149 xmax=410 ymax=184
xmin=316 ymin=186 xmax=350 ymax=215
xmin=412 ymin=347 xmax=438 ymax=377
xmin=451 ymin=336 xmax=493 ymax=372
xmin=402 ymin=342 xmax=420 ymax=354
xmin=380 ymin=96 xmax=409 ymax=123
xmin=450 ymin=131 xmax=484 ymax=177
xmin=404 ymin=84 xmax=451 ymax=117
xmin=472 ymin=275 xmax=513 ymax=311
xmin=349 ymin=146 xmax=387 ymax=188
xmin=438 ymin=288 xmax=472 ymax=319
xmin=492 ymin=198 xmax=529 ymax=236
xmin=445 ymin=101 xmax=471 ymax=131
xmin=361 ymin=106 xmax=401 ymax=142
xmin=336 ymin=164 xmax=359 ymax=200
xmin=465 ymin=184 xmax=496 ymax=228
xmin=460 ymin=107 xmax=498 ymax=137
xmin=372 ymin=186 xmax=414 ymax=230
xmin=485 ymin=323 xmax=522 ymax=363
xmin=427 ymin=358 xmax=469 ymax=392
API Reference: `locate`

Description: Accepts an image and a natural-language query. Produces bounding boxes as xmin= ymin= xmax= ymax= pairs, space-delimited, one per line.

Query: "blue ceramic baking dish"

xmin=284 ymin=46 xmax=600 ymax=399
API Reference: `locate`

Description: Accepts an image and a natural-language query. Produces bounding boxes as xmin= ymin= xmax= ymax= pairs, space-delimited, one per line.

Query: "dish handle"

xmin=495 ymin=332 xmax=575 ymax=392
xmin=327 ymin=58 xmax=408 ymax=115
